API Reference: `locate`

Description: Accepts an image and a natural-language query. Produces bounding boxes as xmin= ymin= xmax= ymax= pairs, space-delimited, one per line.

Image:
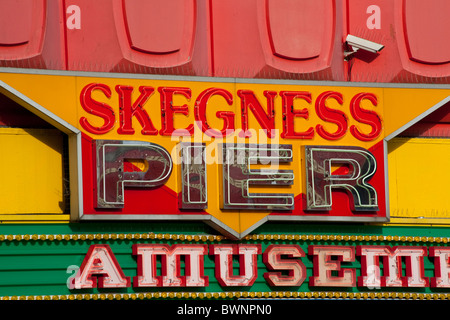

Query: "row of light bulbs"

xmin=2 ymin=291 xmax=450 ymax=301
xmin=0 ymin=233 xmax=448 ymax=243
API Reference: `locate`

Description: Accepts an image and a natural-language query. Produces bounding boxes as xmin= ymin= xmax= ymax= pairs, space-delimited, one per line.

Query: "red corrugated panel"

xmin=403 ymin=0 xmax=450 ymax=65
xmin=346 ymin=0 xmax=398 ymax=82
xmin=266 ymin=0 xmax=325 ymax=60
xmin=347 ymin=0 xmax=450 ymax=83
xmin=0 ymin=0 xmax=32 ymax=46
xmin=123 ymin=0 xmax=187 ymax=55
xmin=211 ymin=0 xmax=344 ymax=80
xmin=394 ymin=0 xmax=450 ymax=82
xmin=118 ymin=0 xmax=196 ymax=68
xmin=0 ymin=0 xmax=65 ymax=69
xmin=65 ymin=0 xmax=210 ymax=76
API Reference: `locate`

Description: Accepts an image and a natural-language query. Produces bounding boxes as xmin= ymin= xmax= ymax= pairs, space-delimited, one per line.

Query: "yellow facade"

xmin=388 ymin=137 xmax=450 ymax=224
xmin=0 ymin=128 xmax=68 ymax=221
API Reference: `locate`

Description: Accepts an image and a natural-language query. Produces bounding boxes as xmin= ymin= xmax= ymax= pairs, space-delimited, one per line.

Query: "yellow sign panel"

xmin=0 ymin=71 xmax=449 ymax=238
xmin=388 ymin=137 xmax=450 ymax=223
xmin=0 ymin=128 xmax=65 ymax=215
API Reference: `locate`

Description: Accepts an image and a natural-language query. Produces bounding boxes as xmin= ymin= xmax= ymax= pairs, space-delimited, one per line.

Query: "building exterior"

xmin=0 ymin=0 xmax=450 ymax=303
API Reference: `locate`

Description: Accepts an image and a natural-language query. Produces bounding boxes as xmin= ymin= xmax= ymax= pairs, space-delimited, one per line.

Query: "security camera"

xmin=344 ymin=35 xmax=384 ymax=58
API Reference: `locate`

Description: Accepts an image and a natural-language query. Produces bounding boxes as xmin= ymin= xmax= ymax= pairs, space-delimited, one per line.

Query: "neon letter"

xmin=79 ymin=83 xmax=115 ymax=134
xmin=221 ymin=143 xmax=294 ymax=210
xmin=304 ymin=145 xmax=378 ymax=211
xmin=133 ymin=244 xmax=208 ymax=287
xmin=194 ymin=87 xmax=235 ymax=137
xmin=159 ymin=87 xmax=194 ymax=136
xmin=238 ymin=90 xmax=277 ymax=138
xmin=115 ymin=85 xmax=157 ymax=135
xmin=350 ymin=92 xmax=382 ymax=141
xmin=95 ymin=139 xmax=172 ymax=208
xmin=210 ymin=244 xmax=261 ymax=287
xmin=280 ymin=91 xmax=314 ymax=139
xmin=430 ymin=247 xmax=450 ymax=288
xmin=73 ymin=245 xmax=130 ymax=289
xmin=263 ymin=245 xmax=306 ymax=286
xmin=315 ymin=91 xmax=348 ymax=140
xmin=358 ymin=246 xmax=429 ymax=288
xmin=178 ymin=143 xmax=207 ymax=209
xmin=309 ymin=245 xmax=356 ymax=287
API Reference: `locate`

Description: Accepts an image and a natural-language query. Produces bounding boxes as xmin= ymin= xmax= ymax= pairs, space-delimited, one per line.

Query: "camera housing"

xmin=344 ymin=35 xmax=384 ymax=59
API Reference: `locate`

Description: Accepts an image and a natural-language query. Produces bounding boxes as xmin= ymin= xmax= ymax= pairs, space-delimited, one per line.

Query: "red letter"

xmin=194 ymin=87 xmax=235 ymax=137
xmin=280 ymin=91 xmax=314 ymax=139
xmin=263 ymin=245 xmax=306 ymax=286
xmin=115 ymin=85 xmax=157 ymax=135
xmin=73 ymin=244 xmax=130 ymax=289
xmin=210 ymin=244 xmax=261 ymax=287
xmin=315 ymin=91 xmax=348 ymax=140
xmin=309 ymin=245 xmax=356 ymax=287
xmin=430 ymin=247 xmax=450 ymax=288
xmin=304 ymin=146 xmax=378 ymax=211
xmin=357 ymin=245 xmax=428 ymax=288
xmin=95 ymin=140 xmax=173 ymax=208
xmin=350 ymin=92 xmax=382 ymax=141
xmin=79 ymin=83 xmax=115 ymax=134
xmin=238 ymin=90 xmax=277 ymax=138
xmin=133 ymin=244 xmax=208 ymax=287
xmin=159 ymin=87 xmax=194 ymax=136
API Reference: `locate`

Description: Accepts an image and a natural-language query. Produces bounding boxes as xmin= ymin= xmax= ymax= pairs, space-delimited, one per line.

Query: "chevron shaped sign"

xmin=0 ymin=70 xmax=449 ymax=239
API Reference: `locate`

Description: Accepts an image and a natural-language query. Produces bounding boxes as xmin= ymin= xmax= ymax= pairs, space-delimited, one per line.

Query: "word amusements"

xmin=70 ymin=243 xmax=450 ymax=289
